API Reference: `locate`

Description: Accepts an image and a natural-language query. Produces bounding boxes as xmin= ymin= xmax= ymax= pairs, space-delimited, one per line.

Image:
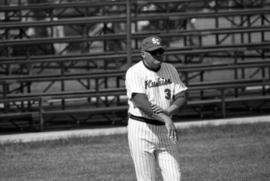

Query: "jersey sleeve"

xmin=125 ymin=67 xmax=146 ymax=99
xmin=170 ymin=65 xmax=188 ymax=95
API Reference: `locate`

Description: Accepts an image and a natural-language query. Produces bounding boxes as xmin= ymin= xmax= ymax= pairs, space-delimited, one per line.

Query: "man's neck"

xmin=142 ymin=60 xmax=161 ymax=72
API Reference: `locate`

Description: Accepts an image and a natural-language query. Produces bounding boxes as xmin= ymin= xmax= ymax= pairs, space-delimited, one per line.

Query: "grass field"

xmin=0 ymin=122 xmax=269 ymax=181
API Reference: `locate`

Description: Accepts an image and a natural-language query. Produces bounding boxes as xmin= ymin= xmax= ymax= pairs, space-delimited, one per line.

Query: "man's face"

xmin=143 ymin=48 xmax=165 ymax=69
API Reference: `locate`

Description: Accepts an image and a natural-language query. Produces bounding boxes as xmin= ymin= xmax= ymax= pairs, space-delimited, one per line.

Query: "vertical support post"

xmin=116 ymin=76 xmax=120 ymax=105
xmin=262 ymin=66 xmax=266 ymax=95
xmin=61 ymin=62 xmax=65 ymax=109
xmin=261 ymin=15 xmax=265 ymax=42
xmin=200 ymin=71 xmax=204 ymax=98
xmin=220 ymin=89 xmax=226 ymax=118
xmin=126 ymin=0 xmax=132 ymax=68
xmin=105 ymin=76 xmax=108 ymax=106
xmin=240 ymin=15 xmax=244 ymax=44
xmin=247 ymin=15 xmax=251 ymax=43
xmin=233 ymin=52 xmax=239 ymax=97
xmin=3 ymin=82 xmax=9 ymax=112
xmin=50 ymin=9 xmax=55 ymax=54
xmin=134 ymin=2 xmax=139 ymax=49
xmin=214 ymin=0 xmax=219 ymax=45
xmin=27 ymin=81 xmax=32 ymax=108
xmin=39 ymin=97 xmax=44 ymax=131
xmin=95 ymin=78 xmax=99 ymax=107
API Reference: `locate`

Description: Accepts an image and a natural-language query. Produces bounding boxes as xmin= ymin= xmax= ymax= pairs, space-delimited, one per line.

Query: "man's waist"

xmin=128 ymin=114 xmax=165 ymax=126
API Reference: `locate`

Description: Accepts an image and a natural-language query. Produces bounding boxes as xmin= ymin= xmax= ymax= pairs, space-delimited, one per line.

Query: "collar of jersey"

xmin=142 ymin=60 xmax=161 ymax=72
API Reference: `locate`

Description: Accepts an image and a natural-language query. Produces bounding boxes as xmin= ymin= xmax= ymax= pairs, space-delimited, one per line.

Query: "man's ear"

xmin=141 ymin=51 xmax=146 ymax=58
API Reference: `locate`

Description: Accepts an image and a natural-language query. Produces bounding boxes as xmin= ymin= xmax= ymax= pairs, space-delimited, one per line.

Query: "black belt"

xmin=129 ymin=114 xmax=165 ymax=126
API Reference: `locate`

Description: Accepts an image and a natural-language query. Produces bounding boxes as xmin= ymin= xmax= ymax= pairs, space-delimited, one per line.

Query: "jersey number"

xmin=164 ymin=89 xmax=171 ymax=100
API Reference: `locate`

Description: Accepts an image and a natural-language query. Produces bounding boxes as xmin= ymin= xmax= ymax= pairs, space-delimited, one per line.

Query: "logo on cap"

xmin=152 ymin=37 xmax=160 ymax=45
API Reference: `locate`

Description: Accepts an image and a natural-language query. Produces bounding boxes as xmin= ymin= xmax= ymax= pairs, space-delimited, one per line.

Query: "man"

xmin=125 ymin=35 xmax=188 ymax=181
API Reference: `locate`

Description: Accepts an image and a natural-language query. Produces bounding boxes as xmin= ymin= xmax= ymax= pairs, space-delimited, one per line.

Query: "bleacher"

xmin=0 ymin=0 xmax=270 ymax=131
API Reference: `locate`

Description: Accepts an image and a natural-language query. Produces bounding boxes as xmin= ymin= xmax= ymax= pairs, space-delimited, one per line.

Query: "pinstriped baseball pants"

xmin=128 ymin=118 xmax=181 ymax=181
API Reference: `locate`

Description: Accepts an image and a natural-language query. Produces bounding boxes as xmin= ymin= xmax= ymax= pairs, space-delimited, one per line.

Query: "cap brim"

xmin=146 ymin=45 xmax=165 ymax=51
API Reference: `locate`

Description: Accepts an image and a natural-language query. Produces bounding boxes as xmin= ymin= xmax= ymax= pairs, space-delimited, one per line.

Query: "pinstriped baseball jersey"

xmin=126 ymin=60 xmax=187 ymax=118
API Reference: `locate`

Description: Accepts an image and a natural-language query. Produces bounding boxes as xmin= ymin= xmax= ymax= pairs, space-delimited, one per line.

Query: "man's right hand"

xmin=164 ymin=118 xmax=178 ymax=143
xmin=154 ymin=113 xmax=178 ymax=143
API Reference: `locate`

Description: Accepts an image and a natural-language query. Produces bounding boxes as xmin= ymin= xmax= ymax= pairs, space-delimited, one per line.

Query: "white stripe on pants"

xmin=128 ymin=118 xmax=181 ymax=181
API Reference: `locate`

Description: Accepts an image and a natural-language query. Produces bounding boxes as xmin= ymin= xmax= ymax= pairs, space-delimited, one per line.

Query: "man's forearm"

xmin=152 ymin=112 xmax=172 ymax=123
xmin=167 ymin=93 xmax=187 ymax=116
xmin=132 ymin=93 xmax=154 ymax=117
